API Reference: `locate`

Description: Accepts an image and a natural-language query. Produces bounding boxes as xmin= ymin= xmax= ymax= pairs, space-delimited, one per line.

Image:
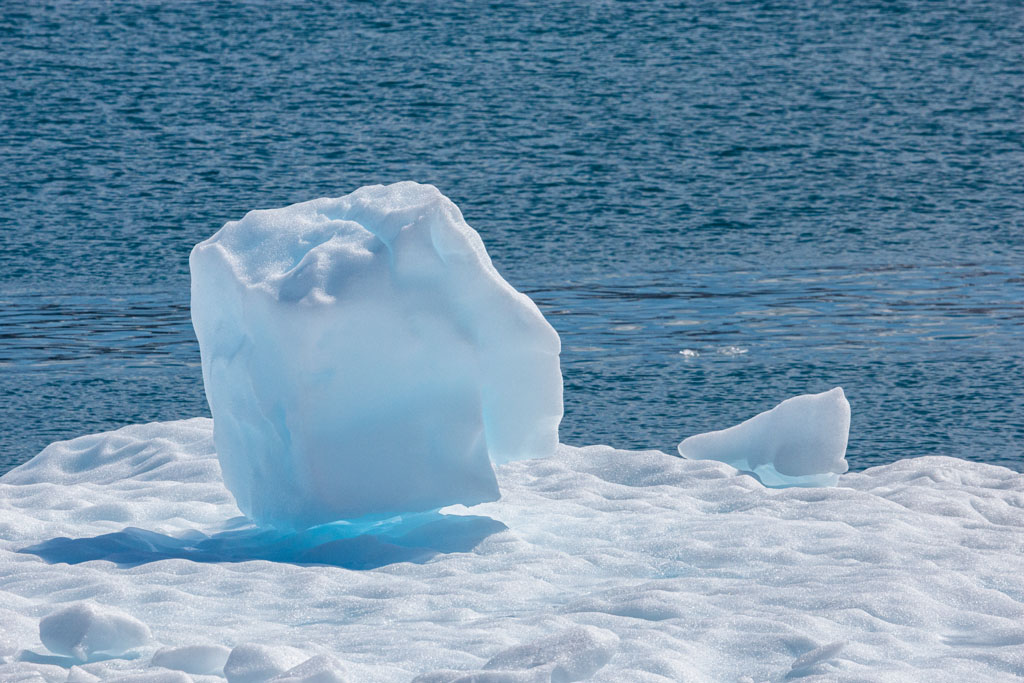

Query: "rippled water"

xmin=2 ymin=1 xmax=1022 ymax=473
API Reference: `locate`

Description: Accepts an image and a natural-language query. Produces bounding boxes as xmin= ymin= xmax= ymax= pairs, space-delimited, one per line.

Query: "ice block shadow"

xmin=20 ymin=512 xmax=507 ymax=570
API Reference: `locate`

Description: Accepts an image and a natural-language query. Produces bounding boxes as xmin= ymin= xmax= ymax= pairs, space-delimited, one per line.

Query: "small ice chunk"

xmin=191 ymin=182 xmax=562 ymax=529
xmin=677 ymin=387 xmax=850 ymax=487
xmin=38 ymin=603 xmax=150 ymax=662
xmin=223 ymin=644 xmax=309 ymax=683
xmin=151 ymin=644 xmax=231 ymax=676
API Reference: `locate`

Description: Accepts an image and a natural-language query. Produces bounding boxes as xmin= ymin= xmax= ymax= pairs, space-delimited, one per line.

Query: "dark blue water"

xmin=2 ymin=1 xmax=1022 ymax=474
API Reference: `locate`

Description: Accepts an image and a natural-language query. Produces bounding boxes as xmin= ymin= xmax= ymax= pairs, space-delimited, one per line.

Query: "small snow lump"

xmin=39 ymin=602 xmax=151 ymax=662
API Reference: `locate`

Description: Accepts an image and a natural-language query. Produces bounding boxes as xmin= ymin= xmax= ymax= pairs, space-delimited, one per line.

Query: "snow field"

xmin=1 ymin=420 xmax=1022 ymax=681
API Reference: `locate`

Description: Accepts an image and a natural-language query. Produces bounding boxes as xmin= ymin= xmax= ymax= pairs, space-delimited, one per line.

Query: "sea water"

xmin=1 ymin=1 xmax=1021 ymax=473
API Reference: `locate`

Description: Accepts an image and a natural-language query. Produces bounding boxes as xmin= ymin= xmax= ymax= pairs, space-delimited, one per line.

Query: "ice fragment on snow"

xmin=190 ymin=182 xmax=562 ymax=529
xmin=678 ymin=387 xmax=850 ymax=487
xmin=38 ymin=603 xmax=150 ymax=662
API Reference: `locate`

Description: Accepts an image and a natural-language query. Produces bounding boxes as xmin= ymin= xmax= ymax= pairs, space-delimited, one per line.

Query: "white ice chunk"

xmin=151 ymin=644 xmax=231 ymax=676
xmin=38 ymin=603 xmax=150 ymax=662
xmin=677 ymin=387 xmax=850 ymax=487
xmin=191 ymin=182 xmax=562 ymax=529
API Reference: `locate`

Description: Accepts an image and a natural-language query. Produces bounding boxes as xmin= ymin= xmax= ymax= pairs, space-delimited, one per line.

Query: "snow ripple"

xmin=1 ymin=420 xmax=1023 ymax=680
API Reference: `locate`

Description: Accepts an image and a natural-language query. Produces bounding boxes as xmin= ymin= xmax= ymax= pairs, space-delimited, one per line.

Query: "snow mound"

xmin=190 ymin=182 xmax=562 ymax=530
xmin=3 ymin=422 xmax=1024 ymax=681
xmin=484 ymin=625 xmax=618 ymax=681
xmin=678 ymin=387 xmax=851 ymax=486
xmin=414 ymin=625 xmax=617 ymax=682
xmin=39 ymin=602 xmax=150 ymax=662
xmin=271 ymin=655 xmax=351 ymax=683
xmin=223 ymin=643 xmax=309 ymax=683
xmin=151 ymin=644 xmax=230 ymax=675
xmin=106 ymin=672 xmax=191 ymax=683
xmin=67 ymin=667 xmax=101 ymax=683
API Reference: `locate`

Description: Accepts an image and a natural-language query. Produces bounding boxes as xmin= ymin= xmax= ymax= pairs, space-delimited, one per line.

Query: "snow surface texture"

xmin=3 ymin=421 xmax=1024 ymax=681
xmin=190 ymin=182 xmax=562 ymax=529
xmin=39 ymin=603 xmax=150 ymax=663
xmin=678 ymin=387 xmax=851 ymax=487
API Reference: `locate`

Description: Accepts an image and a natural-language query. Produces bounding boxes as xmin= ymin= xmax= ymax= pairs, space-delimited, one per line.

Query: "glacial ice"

xmin=3 ymin=421 xmax=1024 ymax=681
xmin=678 ymin=387 xmax=851 ymax=487
xmin=190 ymin=182 xmax=562 ymax=529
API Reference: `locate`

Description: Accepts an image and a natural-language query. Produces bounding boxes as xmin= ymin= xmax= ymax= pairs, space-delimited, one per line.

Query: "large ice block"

xmin=190 ymin=182 xmax=562 ymax=529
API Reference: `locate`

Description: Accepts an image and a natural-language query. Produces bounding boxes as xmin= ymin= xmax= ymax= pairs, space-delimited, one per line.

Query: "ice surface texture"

xmin=678 ymin=387 xmax=851 ymax=487
xmin=4 ymin=421 xmax=1024 ymax=681
xmin=190 ymin=182 xmax=562 ymax=529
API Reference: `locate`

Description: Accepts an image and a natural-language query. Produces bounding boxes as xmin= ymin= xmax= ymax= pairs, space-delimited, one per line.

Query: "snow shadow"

xmin=20 ymin=512 xmax=507 ymax=569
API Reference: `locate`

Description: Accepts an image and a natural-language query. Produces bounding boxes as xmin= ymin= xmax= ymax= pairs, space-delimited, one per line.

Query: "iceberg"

xmin=190 ymin=183 xmax=562 ymax=529
xmin=677 ymin=387 xmax=851 ymax=487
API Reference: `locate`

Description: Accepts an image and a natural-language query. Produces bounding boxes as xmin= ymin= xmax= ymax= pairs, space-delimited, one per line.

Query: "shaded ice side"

xmin=678 ymin=387 xmax=850 ymax=487
xmin=190 ymin=182 xmax=562 ymax=529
